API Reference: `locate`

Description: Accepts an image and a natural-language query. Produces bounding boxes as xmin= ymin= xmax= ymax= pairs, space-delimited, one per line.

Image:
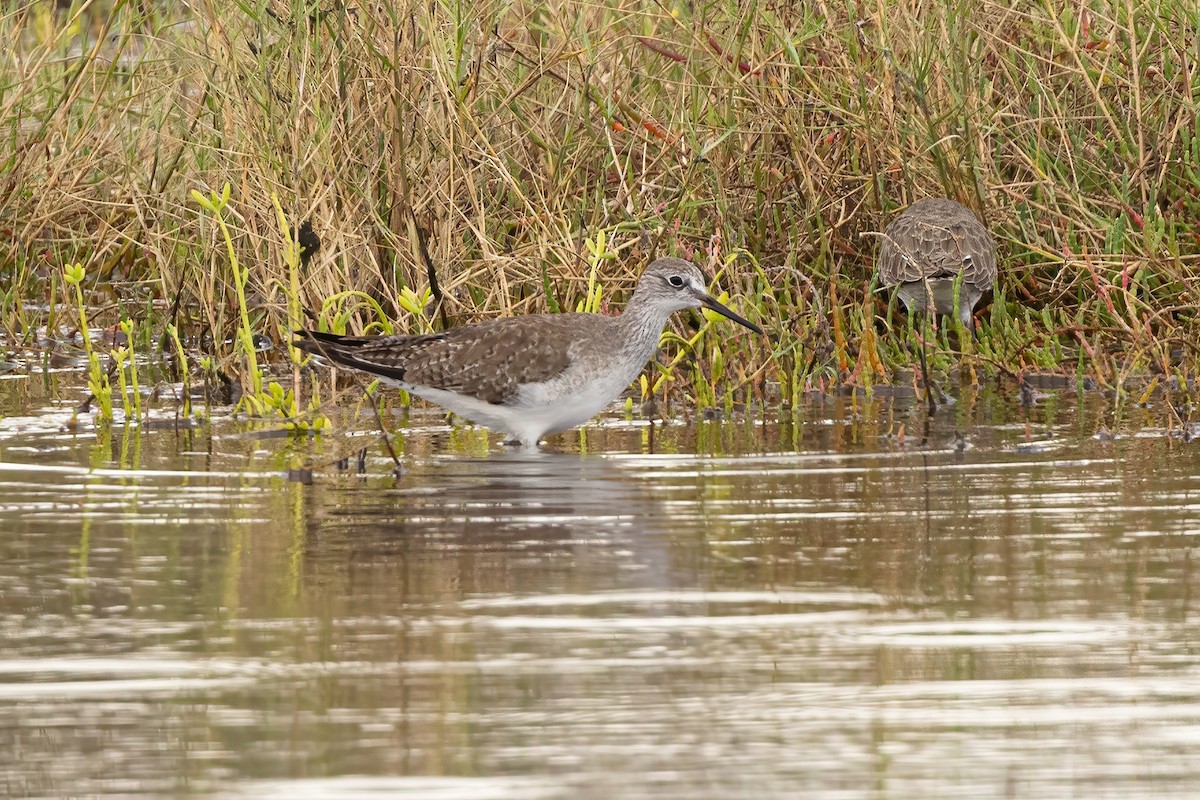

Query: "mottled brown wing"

xmin=877 ymin=198 xmax=997 ymax=291
xmin=295 ymin=314 xmax=607 ymax=405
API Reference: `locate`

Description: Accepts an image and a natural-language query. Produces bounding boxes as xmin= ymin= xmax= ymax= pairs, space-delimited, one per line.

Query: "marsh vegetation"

xmin=2 ymin=0 xmax=1199 ymax=431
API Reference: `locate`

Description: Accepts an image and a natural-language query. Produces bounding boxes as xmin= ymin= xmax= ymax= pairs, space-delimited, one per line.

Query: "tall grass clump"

xmin=0 ymin=0 xmax=1198 ymax=415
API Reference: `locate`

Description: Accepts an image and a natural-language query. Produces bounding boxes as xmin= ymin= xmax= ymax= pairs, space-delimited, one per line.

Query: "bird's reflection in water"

xmin=300 ymin=452 xmax=676 ymax=606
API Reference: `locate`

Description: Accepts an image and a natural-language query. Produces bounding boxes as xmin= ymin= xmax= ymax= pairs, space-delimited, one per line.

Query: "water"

xmin=2 ymin=377 xmax=1200 ymax=798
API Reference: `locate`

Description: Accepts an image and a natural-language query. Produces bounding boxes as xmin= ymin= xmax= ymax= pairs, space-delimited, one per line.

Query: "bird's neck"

xmin=617 ymin=295 xmax=672 ymax=359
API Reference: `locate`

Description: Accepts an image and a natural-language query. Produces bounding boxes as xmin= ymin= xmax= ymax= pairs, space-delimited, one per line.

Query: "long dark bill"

xmin=699 ymin=294 xmax=764 ymax=334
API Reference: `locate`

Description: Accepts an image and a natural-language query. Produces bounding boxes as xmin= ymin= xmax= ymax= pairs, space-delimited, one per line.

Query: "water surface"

xmin=2 ymin=378 xmax=1199 ymax=799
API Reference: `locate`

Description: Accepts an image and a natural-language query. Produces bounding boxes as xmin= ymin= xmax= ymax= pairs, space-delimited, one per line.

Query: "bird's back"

xmin=295 ymin=312 xmax=621 ymax=405
xmin=877 ymin=198 xmax=997 ymax=291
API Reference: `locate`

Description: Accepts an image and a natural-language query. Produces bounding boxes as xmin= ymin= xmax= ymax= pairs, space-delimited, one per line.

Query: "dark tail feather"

xmin=292 ymin=329 xmax=344 ymax=356
xmin=292 ymin=329 xmax=408 ymax=383
xmin=299 ymin=329 xmax=346 ymax=345
xmin=292 ymin=329 xmax=378 ymax=353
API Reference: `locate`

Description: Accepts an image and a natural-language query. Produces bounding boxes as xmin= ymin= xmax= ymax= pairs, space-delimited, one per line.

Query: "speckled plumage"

xmin=877 ymin=197 xmax=998 ymax=327
xmin=296 ymin=315 xmax=594 ymax=406
xmin=295 ymin=257 xmax=762 ymax=447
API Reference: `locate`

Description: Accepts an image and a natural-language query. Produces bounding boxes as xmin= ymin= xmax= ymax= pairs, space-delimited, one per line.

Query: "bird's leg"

xmin=364 ymin=386 xmax=405 ymax=476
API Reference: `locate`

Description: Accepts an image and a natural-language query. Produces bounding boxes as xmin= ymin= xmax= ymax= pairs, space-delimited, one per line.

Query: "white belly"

xmin=514 ymin=371 xmax=634 ymax=437
xmin=395 ymin=365 xmax=640 ymax=447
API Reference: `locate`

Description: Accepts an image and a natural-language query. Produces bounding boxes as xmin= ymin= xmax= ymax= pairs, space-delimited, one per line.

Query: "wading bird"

xmin=295 ymin=257 xmax=763 ymax=447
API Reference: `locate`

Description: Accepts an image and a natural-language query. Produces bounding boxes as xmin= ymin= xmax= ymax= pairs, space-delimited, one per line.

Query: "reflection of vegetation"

xmin=2 ymin=1 xmax=1199 ymax=428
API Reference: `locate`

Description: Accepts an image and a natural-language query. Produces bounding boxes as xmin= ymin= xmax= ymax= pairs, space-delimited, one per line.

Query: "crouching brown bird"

xmin=876 ymin=197 xmax=997 ymax=330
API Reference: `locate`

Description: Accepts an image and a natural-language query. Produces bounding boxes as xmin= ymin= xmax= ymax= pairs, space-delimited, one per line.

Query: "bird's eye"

xmin=667 ymin=275 xmax=685 ymax=288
